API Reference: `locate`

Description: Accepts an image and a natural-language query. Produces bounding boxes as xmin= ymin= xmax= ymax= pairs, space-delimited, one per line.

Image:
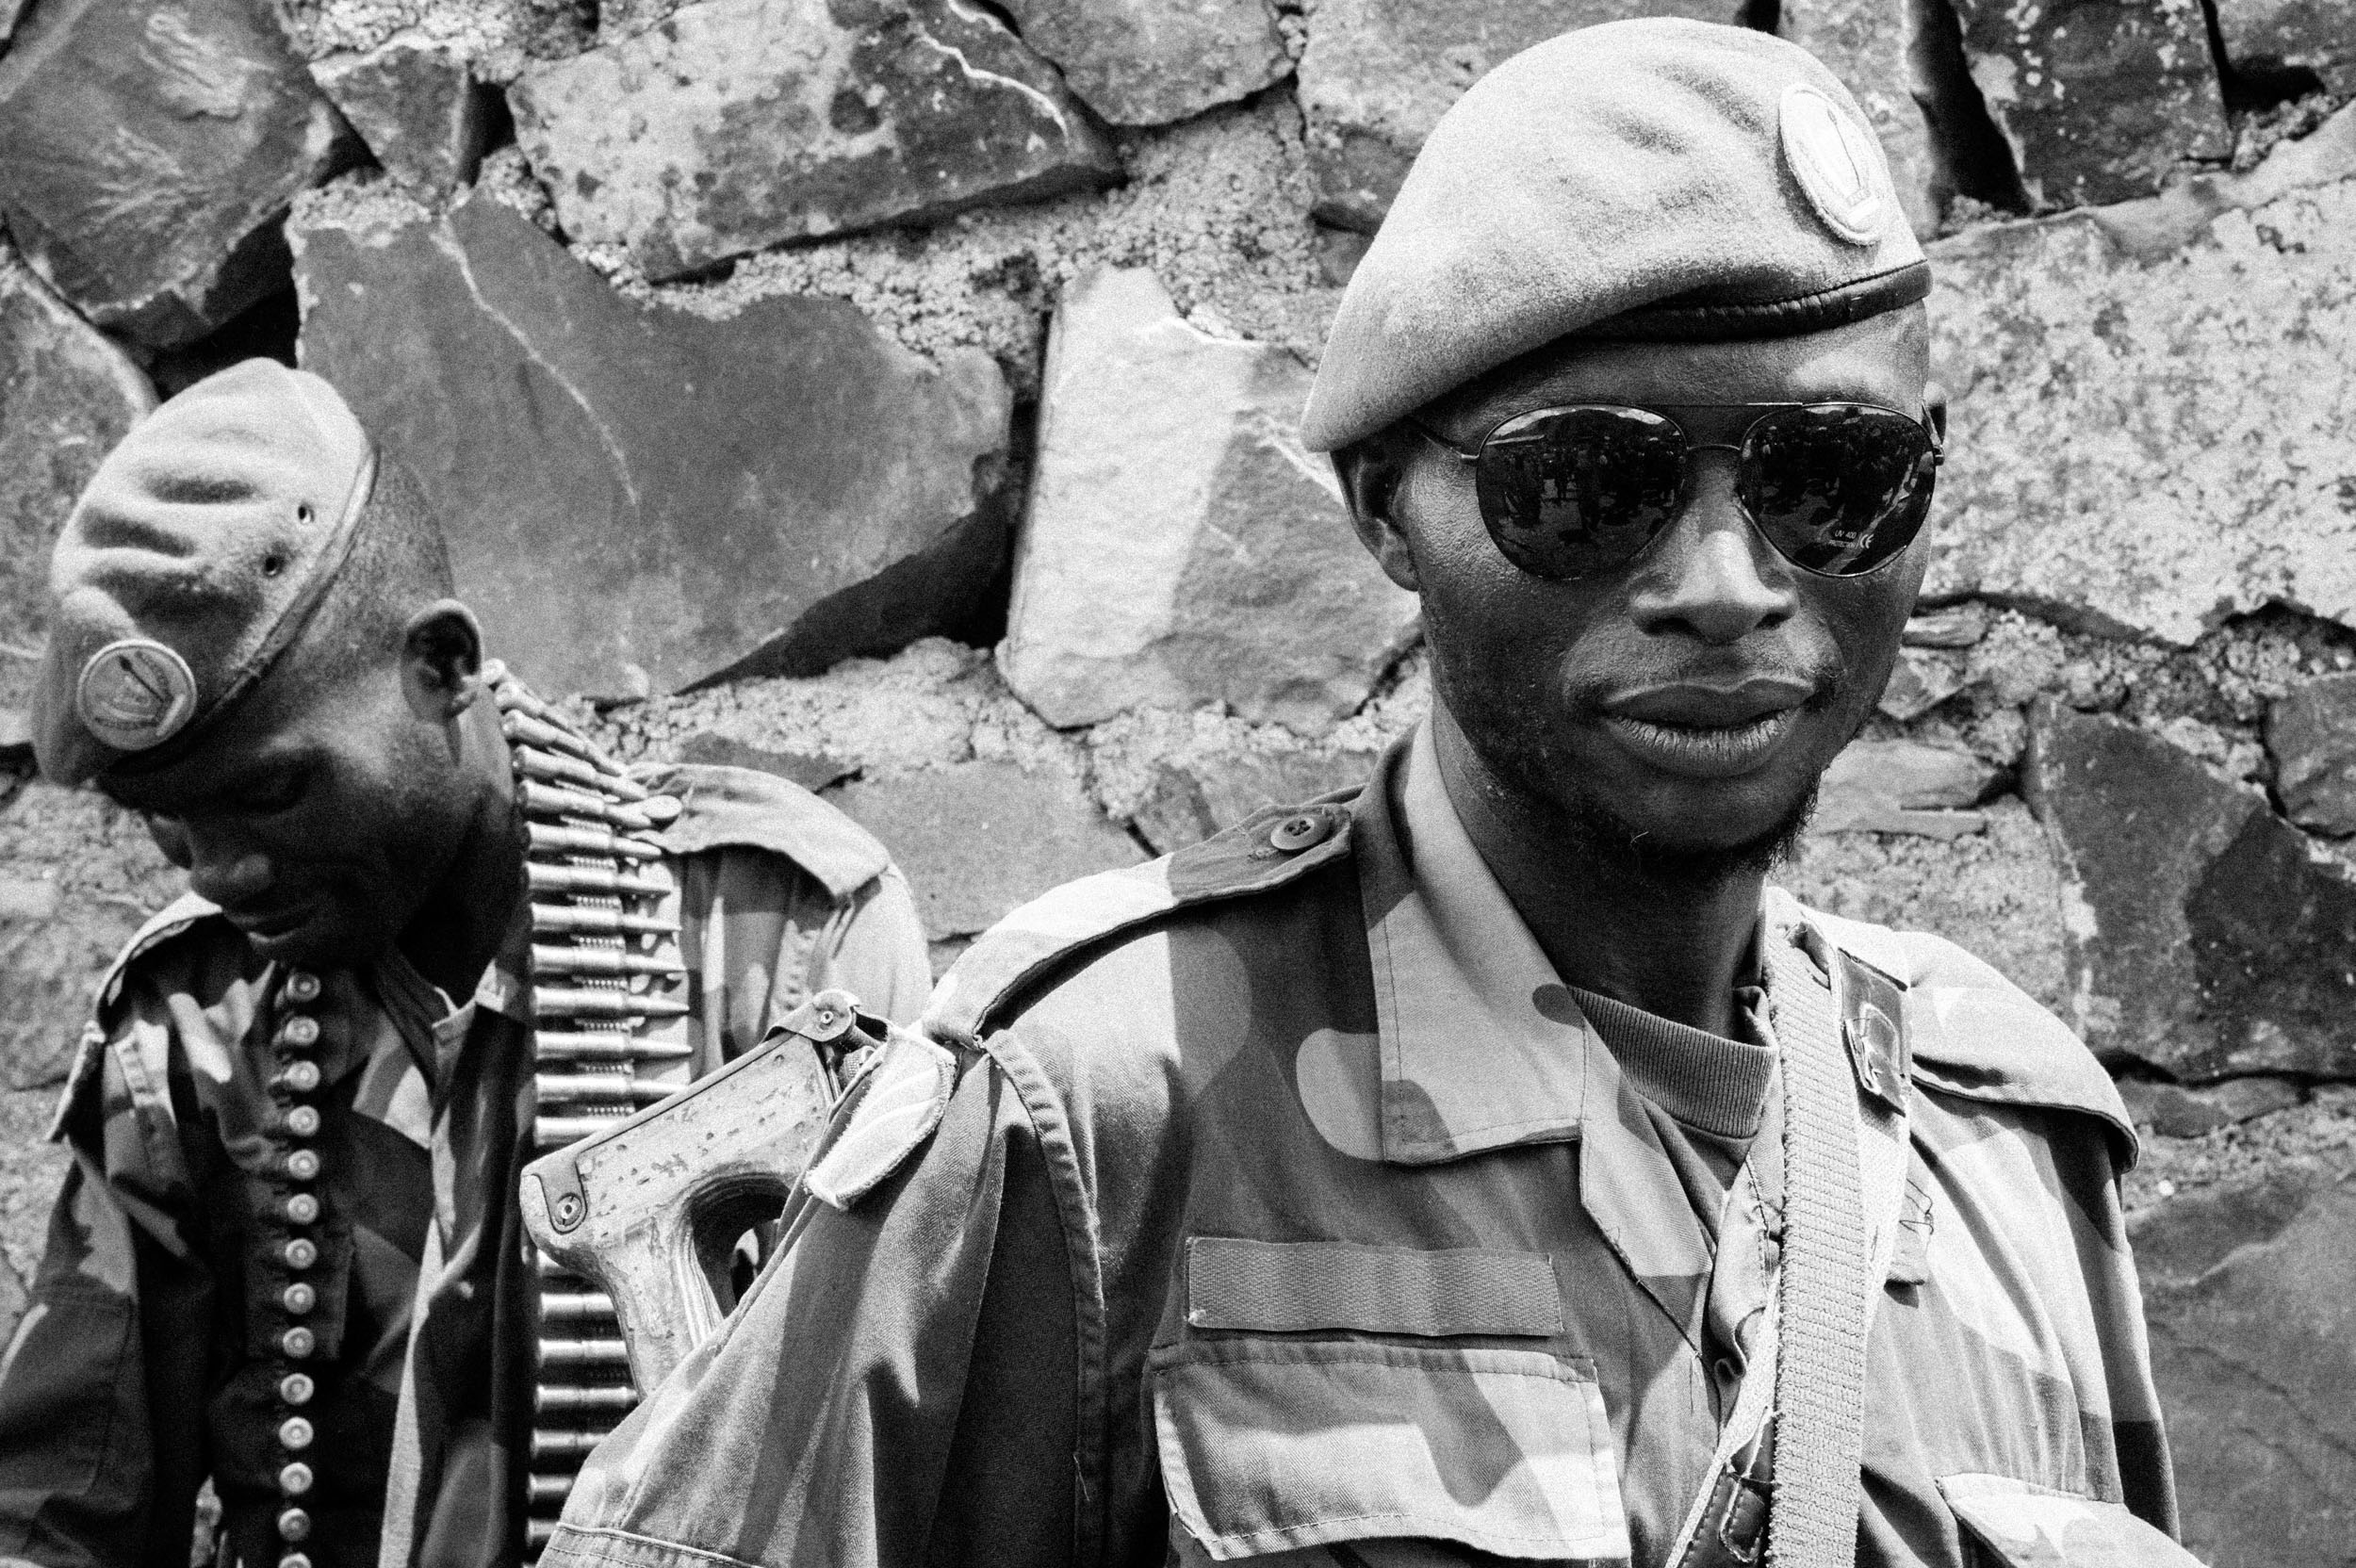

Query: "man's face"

xmin=102 ymin=655 xmax=480 ymax=968
xmin=1357 ymin=311 xmax=1938 ymax=869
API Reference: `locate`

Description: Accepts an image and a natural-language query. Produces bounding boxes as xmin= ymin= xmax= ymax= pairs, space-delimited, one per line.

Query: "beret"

xmin=1301 ymin=18 xmax=1931 ymax=452
xmin=33 ymin=358 xmax=377 ymax=786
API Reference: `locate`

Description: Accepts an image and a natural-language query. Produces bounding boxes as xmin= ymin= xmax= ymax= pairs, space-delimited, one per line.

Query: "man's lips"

xmin=1597 ymin=678 xmax=1822 ymax=780
xmin=1601 ymin=678 xmax=1820 ymax=727
xmin=225 ymin=900 xmax=314 ymax=939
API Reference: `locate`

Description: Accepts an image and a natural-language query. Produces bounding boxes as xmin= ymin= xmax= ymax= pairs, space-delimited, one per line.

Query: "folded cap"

xmin=32 ymin=358 xmax=377 ymax=785
xmin=1301 ymin=18 xmax=1931 ymax=453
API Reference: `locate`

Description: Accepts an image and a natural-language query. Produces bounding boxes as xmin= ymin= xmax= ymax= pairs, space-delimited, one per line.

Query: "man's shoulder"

xmin=53 ymin=890 xmax=245 ymax=1138
xmin=1786 ymin=892 xmax=2135 ymax=1159
xmin=924 ymin=793 xmax=1360 ymax=1045
xmin=635 ymin=760 xmax=894 ymax=902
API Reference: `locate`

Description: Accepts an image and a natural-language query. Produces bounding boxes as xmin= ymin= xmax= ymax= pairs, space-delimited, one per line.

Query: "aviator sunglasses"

xmin=1406 ymin=401 xmax=1944 ymax=580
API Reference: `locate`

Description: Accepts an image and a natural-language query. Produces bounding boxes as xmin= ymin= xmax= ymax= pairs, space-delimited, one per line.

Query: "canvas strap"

xmin=1665 ymin=906 xmax=1913 ymax=1568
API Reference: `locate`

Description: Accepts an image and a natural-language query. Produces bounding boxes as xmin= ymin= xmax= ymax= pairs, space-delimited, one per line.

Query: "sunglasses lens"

xmin=1473 ymin=407 xmax=1685 ymax=580
xmin=1740 ymin=404 xmax=1936 ymax=576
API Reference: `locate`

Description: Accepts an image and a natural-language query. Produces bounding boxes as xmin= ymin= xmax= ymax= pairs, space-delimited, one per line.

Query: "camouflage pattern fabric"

xmin=545 ymin=730 xmax=2177 ymax=1568
xmin=0 ymin=762 xmax=929 ymax=1568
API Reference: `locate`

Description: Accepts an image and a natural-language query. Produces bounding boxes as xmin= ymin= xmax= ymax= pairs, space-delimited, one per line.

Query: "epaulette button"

xmin=1268 ymin=812 xmax=1334 ymax=854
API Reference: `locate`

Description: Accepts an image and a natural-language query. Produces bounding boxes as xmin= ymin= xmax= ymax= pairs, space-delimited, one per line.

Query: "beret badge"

xmin=1779 ymin=83 xmax=1884 ymax=246
xmin=75 ymin=638 xmax=199 ymax=753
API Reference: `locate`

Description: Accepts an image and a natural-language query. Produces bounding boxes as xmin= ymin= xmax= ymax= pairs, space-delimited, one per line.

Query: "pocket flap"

xmin=1939 ymin=1473 xmax=2206 ymax=1566
xmin=1153 ymin=1339 xmax=1629 ymax=1562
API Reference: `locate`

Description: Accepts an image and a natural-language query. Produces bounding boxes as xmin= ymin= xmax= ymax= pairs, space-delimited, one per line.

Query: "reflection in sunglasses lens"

xmin=1477 ymin=408 xmax=1683 ymax=579
xmin=1742 ymin=406 xmax=1931 ymax=575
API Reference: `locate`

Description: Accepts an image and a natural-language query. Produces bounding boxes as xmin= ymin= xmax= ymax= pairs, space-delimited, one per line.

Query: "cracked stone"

xmin=2118 ymin=1074 xmax=2305 ymax=1138
xmin=998 ymin=0 xmax=1290 ymax=126
xmin=293 ymin=188 xmax=1015 ymax=697
xmin=2215 ymin=0 xmax=2356 ymax=97
xmin=0 ymin=247 xmax=155 ymax=719
xmin=1294 ymin=0 xmax=1749 ymax=231
xmin=1923 ymin=106 xmax=2356 ymax=644
xmin=2267 ymin=670 xmax=2356 ymax=835
xmin=309 ymin=36 xmax=495 ymax=198
xmin=1779 ymin=0 xmax=1939 ymax=237
xmin=1875 ymin=650 xmax=1967 ymax=721
xmin=1000 ymin=267 xmax=1419 ymax=734
xmin=829 ymin=760 xmax=1143 ymax=940
xmin=1812 ymin=738 xmax=1996 ymax=838
xmin=2135 ymin=1168 xmax=2356 ymax=1565
xmin=508 ymin=0 xmax=1121 ymax=282
xmin=1902 ymin=604 xmax=1988 ymax=648
xmin=674 ymin=733 xmax=857 ymax=793
xmin=2025 ymin=702 xmax=2356 ymax=1080
xmin=0 ymin=782 xmax=180 ymax=1091
xmin=0 ymin=0 xmax=356 ymax=348
xmin=1947 ymin=0 xmax=2229 ymax=213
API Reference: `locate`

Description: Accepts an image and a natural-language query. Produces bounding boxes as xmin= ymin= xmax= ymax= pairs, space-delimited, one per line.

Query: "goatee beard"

xmin=1561 ymin=777 xmax=1821 ymax=893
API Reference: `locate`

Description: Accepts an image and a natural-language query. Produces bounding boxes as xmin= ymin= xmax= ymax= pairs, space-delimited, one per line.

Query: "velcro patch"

xmin=802 ymin=1029 xmax=957 ymax=1210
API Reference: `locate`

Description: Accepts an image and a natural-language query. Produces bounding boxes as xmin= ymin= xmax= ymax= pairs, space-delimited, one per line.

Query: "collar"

xmin=1356 ymin=722 xmax=1598 ymax=1164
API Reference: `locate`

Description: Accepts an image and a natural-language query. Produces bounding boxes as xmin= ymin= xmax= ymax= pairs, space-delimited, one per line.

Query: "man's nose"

xmin=1624 ymin=459 xmax=1797 ymax=645
xmin=186 ymin=840 xmax=274 ymax=908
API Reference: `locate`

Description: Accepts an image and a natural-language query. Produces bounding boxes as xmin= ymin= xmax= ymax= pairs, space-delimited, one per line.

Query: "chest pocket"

xmin=1153 ymin=1238 xmax=1630 ymax=1564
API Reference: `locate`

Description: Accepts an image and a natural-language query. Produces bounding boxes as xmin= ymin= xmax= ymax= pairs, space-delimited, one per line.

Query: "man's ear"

xmin=1924 ymin=379 xmax=1949 ymax=448
xmin=1333 ymin=436 xmax=1421 ymax=594
xmin=399 ymin=599 xmax=485 ymax=723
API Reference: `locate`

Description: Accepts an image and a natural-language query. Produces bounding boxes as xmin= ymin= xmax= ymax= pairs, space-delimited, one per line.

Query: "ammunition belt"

xmin=487 ymin=664 xmax=695 ymax=1556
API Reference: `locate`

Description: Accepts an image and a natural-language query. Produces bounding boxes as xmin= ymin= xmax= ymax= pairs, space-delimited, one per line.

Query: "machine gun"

xmin=518 ymin=989 xmax=886 ymax=1392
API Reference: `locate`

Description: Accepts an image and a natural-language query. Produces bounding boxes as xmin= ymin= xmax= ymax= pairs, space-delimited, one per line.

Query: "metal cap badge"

xmin=74 ymin=637 xmax=199 ymax=752
xmin=1780 ymin=83 xmax=1885 ymax=247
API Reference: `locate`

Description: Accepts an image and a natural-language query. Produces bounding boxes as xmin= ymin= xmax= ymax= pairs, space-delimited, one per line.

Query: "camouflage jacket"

xmin=0 ymin=763 xmax=929 ymax=1568
xmin=545 ymin=733 xmax=2179 ymax=1568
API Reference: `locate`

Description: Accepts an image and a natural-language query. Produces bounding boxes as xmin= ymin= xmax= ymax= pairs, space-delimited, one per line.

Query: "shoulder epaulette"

xmin=633 ymin=760 xmax=893 ymax=902
xmin=50 ymin=890 xmax=223 ymax=1141
xmin=1790 ymin=895 xmax=2136 ymax=1164
xmin=924 ymin=792 xmax=1360 ymax=1042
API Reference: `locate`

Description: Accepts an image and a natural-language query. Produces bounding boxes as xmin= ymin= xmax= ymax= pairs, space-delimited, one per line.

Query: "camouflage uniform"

xmin=0 ymin=761 xmax=929 ymax=1568
xmin=543 ymin=728 xmax=2180 ymax=1567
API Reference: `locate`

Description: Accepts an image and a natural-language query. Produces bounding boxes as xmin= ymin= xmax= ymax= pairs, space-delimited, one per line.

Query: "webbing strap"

xmin=1760 ymin=923 xmax=1870 ymax=1568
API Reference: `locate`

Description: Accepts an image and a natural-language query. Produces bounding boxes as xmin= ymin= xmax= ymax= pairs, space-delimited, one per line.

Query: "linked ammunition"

xmin=533 ymin=1074 xmax=679 ymax=1105
xmin=515 ymin=744 xmax=649 ymax=802
xmin=527 ymin=862 xmax=670 ymax=899
xmin=531 ymin=944 xmax=686 ymax=980
xmin=532 ymin=906 xmax=680 ymax=939
xmin=520 ymin=780 xmax=654 ymax=833
xmin=533 ymin=986 xmax=691 ymax=1021
xmin=533 ymin=1030 xmax=691 ymax=1062
xmin=528 ymin=822 xmax=663 ymax=862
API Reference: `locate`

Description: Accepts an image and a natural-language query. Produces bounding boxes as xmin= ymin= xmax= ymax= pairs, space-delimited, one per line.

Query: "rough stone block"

xmin=2025 ymin=703 xmax=2356 ymax=1080
xmin=1947 ymin=0 xmax=2229 ymax=213
xmin=2118 ymin=1074 xmax=2304 ymax=1137
xmin=1132 ymin=746 xmax=1379 ymax=853
xmin=293 ymin=188 xmax=1015 ymax=698
xmin=1813 ymin=738 xmax=1996 ymax=837
xmin=1780 ymin=0 xmax=1940 ymax=238
xmin=2267 ymin=670 xmax=2356 ymax=835
xmin=1924 ymin=106 xmax=2356 ymax=644
xmin=1295 ymin=0 xmax=1749 ymax=231
xmin=829 ymin=760 xmax=1143 ymax=940
xmin=999 ymin=0 xmax=1290 ymax=126
xmin=309 ymin=37 xmax=494 ymax=197
xmin=1779 ymin=796 xmax=2068 ymax=1012
xmin=508 ymin=0 xmax=1121 ymax=282
xmin=0 ymin=0 xmax=355 ymax=348
xmin=0 ymin=250 xmax=155 ymax=719
xmin=2135 ymin=1169 xmax=2356 ymax=1566
xmin=674 ymin=733 xmax=856 ymax=793
xmin=1874 ymin=650 xmax=1966 ymax=720
xmin=2215 ymin=0 xmax=2356 ymax=96
xmin=1001 ymin=267 xmax=1418 ymax=734
xmin=0 ymin=783 xmax=180 ymax=1092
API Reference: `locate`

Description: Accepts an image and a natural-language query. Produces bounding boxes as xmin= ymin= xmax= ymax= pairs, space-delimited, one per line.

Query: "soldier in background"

xmin=0 ymin=360 xmax=930 ymax=1568
xmin=546 ymin=22 xmax=2189 ymax=1568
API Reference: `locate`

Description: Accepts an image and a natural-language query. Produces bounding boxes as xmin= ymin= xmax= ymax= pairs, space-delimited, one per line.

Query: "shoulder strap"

xmin=1668 ymin=904 xmax=1914 ymax=1568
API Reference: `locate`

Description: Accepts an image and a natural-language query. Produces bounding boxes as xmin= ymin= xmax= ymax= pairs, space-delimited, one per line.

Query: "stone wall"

xmin=3 ymin=0 xmax=2355 ymax=1559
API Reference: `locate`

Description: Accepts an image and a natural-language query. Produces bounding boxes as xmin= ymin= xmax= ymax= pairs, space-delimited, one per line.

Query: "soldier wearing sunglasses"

xmin=547 ymin=20 xmax=2189 ymax=1568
